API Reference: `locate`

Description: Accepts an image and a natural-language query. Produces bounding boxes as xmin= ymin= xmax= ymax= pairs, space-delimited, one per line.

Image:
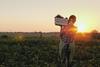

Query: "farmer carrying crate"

xmin=55 ymin=15 xmax=77 ymax=67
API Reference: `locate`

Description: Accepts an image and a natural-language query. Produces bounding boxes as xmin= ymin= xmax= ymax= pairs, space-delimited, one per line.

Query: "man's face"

xmin=69 ymin=18 xmax=76 ymax=24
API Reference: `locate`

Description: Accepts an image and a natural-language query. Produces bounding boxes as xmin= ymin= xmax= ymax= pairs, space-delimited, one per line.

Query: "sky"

xmin=0 ymin=0 xmax=100 ymax=32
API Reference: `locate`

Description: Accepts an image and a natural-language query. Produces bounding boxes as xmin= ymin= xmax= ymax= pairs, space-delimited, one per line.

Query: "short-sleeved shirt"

xmin=60 ymin=25 xmax=77 ymax=44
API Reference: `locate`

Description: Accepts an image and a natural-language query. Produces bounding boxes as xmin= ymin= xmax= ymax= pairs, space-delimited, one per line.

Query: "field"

xmin=0 ymin=32 xmax=100 ymax=67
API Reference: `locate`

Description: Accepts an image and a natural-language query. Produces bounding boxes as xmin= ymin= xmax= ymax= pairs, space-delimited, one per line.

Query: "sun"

xmin=76 ymin=22 xmax=87 ymax=32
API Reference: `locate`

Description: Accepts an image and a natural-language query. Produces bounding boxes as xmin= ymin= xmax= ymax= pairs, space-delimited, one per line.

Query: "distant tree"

xmin=91 ymin=30 xmax=100 ymax=39
xmin=91 ymin=30 xmax=98 ymax=34
xmin=39 ymin=32 xmax=43 ymax=38
xmin=1 ymin=34 xmax=8 ymax=39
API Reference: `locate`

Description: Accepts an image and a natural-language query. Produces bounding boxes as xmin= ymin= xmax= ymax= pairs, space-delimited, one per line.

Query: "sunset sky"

xmin=0 ymin=0 xmax=100 ymax=32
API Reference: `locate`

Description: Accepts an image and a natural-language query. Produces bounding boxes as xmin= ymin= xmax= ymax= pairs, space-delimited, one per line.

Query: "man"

xmin=59 ymin=15 xmax=77 ymax=67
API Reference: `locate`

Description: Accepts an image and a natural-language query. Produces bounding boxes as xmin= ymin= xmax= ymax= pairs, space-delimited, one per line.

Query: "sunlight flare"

xmin=76 ymin=22 xmax=87 ymax=32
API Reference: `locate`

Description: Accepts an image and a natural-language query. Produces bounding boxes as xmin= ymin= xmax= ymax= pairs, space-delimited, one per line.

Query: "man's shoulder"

xmin=69 ymin=25 xmax=77 ymax=28
xmin=62 ymin=24 xmax=77 ymax=29
xmin=72 ymin=25 xmax=77 ymax=28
